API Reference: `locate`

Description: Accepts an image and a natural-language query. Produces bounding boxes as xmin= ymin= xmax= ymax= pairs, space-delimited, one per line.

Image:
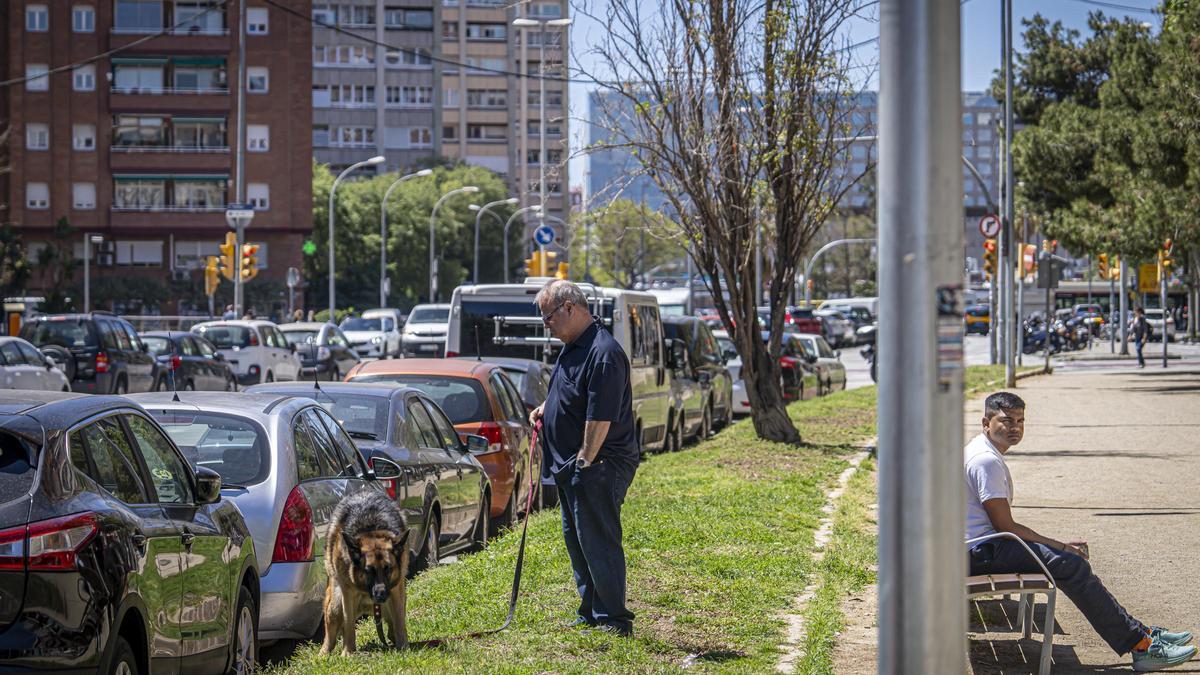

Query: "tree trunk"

xmin=737 ymin=326 xmax=802 ymax=444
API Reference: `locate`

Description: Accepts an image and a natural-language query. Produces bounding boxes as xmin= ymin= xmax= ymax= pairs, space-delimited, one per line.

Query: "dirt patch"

xmin=830 ymin=584 xmax=879 ymax=675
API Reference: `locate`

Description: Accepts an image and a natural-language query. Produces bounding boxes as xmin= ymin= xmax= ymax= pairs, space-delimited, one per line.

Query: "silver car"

xmin=129 ymin=391 xmax=379 ymax=646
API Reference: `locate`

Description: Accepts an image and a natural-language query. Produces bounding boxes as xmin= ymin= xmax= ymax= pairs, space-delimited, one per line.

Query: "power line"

xmin=0 ymin=2 xmax=227 ymax=88
xmin=1060 ymin=0 xmax=1158 ymax=13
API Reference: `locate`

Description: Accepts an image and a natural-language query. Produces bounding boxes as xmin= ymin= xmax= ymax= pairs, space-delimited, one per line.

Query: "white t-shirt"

xmin=964 ymin=433 xmax=1013 ymax=540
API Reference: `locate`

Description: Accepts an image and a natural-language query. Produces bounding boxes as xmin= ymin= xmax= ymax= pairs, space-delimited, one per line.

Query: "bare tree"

xmin=579 ymin=0 xmax=873 ymax=442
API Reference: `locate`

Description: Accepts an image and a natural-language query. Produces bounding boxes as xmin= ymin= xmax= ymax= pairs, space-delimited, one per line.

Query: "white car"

xmin=1142 ymin=309 xmax=1176 ymax=342
xmin=793 ymin=333 xmax=847 ymax=394
xmin=401 ymin=304 xmax=451 ymax=358
xmin=340 ymin=308 xmax=403 ymax=359
xmin=0 ymin=337 xmax=70 ymax=391
xmin=713 ymin=330 xmax=750 ymax=416
xmin=191 ymin=320 xmax=301 ymax=385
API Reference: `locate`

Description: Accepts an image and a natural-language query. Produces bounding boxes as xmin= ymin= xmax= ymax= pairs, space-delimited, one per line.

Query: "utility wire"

xmin=1060 ymin=0 xmax=1158 ymax=13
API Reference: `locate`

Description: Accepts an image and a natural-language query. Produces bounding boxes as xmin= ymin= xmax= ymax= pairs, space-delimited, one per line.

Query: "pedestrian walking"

xmin=221 ymin=304 xmax=236 ymax=320
xmin=1129 ymin=307 xmax=1149 ymax=368
xmin=293 ymin=309 xmax=304 ymax=323
xmin=529 ymin=279 xmax=639 ymax=637
xmin=965 ymin=392 xmax=1195 ymax=671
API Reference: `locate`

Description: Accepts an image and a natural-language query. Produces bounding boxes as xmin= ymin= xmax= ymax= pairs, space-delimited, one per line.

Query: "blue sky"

xmin=567 ymin=0 xmax=1160 ymax=192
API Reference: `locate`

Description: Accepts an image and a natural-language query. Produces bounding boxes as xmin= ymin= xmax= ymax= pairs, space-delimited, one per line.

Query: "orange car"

xmin=345 ymin=358 xmax=537 ymax=534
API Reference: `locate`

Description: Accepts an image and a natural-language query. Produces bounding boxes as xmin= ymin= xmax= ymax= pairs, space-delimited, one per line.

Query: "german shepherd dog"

xmin=320 ymin=489 xmax=411 ymax=655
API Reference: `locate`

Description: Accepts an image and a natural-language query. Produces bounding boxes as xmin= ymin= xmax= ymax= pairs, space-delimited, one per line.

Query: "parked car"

xmin=712 ymin=330 xmax=747 ymax=415
xmin=470 ymin=356 xmax=553 ymax=413
xmin=279 ymin=322 xmax=362 ymax=381
xmin=401 ymin=304 xmax=451 ymax=358
xmin=964 ymin=304 xmax=991 ymax=335
xmin=132 ymin=391 xmax=378 ymax=648
xmin=142 ymin=330 xmax=237 ymax=392
xmin=245 ymin=382 xmax=491 ymax=570
xmin=339 ymin=308 xmax=404 ymax=359
xmin=814 ymin=308 xmax=856 ymax=348
xmin=786 ymin=307 xmax=825 ymax=335
xmin=192 ymin=320 xmax=302 ymax=385
xmin=662 ymin=316 xmax=735 ymax=433
xmin=0 ymin=391 xmax=259 ymax=674
xmin=763 ymin=331 xmax=820 ymax=401
xmin=0 ymin=336 xmax=70 ymax=391
xmin=345 ymin=358 xmax=538 ymax=535
xmin=1144 ymin=308 xmax=1176 ymax=342
xmin=817 ymin=298 xmax=877 ymax=327
xmin=792 ymin=333 xmax=848 ymax=394
xmin=20 ymin=312 xmax=155 ymax=394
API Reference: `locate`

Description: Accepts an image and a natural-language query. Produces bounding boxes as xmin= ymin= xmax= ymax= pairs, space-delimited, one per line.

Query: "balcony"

xmin=111 ymin=25 xmax=228 ymax=36
xmin=111 ymin=144 xmax=229 ymax=153
xmin=111 ymin=86 xmax=228 ymax=96
xmin=111 ymin=204 xmax=226 ymax=213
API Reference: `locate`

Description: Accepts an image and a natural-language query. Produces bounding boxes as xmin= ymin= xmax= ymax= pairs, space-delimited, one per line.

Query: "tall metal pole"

xmin=502 ymin=205 xmax=542 ymax=283
xmin=1109 ymin=269 xmax=1116 ymax=353
xmin=878 ymin=1 xmax=965 ymax=672
xmin=474 ymin=198 xmax=518 ymax=283
xmin=1016 ymin=213 xmax=1025 ymax=365
xmin=234 ymin=0 xmax=248 ymax=318
xmin=382 ymin=169 xmax=433 ymax=307
xmin=329 ymin=156 xmax=384 ymax=319
xmin=1002 ymin=0 xmax=1016 ymax=386
xmin=1119 ymin=256 xmax=1129 ymax=354
xmin=804 ymin=238 xmax=876 ymax=307
xmin=429 ymin=186 xmax=480 ymax=302
xmin=1161 ymin=257 xmax=1169 ymax=368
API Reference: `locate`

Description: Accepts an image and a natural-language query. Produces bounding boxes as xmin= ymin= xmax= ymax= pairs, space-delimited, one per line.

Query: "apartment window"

xmin=73 ymin=5 xmax=96 ymax=32
xmin=113 ymin=63 xmax=165 ymax=91
xmin=312 ymin=5 xmax=334 ymax=25
xmin=528 ymin=121 xmax=562 ymax=136
xmin=466 ymin=23 xmax=506 ymax=40
xmin=977 ymin=146 xmax=993 ymax=159
xmin=74 ymin=65 xmax=96 ymax=91
xmin=530 ymin=1 xmax=563 ymax=17
xmin=339 ymin=5 xmax=374 ymax=26
xmin=335 ymin=126 xmax=375 ymax=147
xmin=113 ymin=115 xmax=167 ymax=146
xmin=313 ymin=125 xmax=330 ymax=147
xmin=174 ymin=119 xmax=225 ymax=148
xmin=525 ymin=31 xmax=562 ymax=48
xmin=385 ymin=8 xmax=432 ymax=28
xmin=26 ymin=65 xmax=49 ymax=92
xmin=442 ymin=22 xmax=457 ymax=39
xmin=26 ymin=5 xmax=49 ymax=31
xmin=26 ymin=124 xmax=49 ymax=151
xmin=528 ymin=89 xmax=564 ymax=106
xmin=327 ymin=84 xmax=375 ymax=106
xmin=409 ymin=127 xmax=432 ymax=148
xmin=443 ymin=88 xmax=459 ymax=105
xmin=442 ymin=125 xmax=458 ymax=141
xmin=246 ymin=7 xmax=268 ymax=34
xmin=172 ymin=63 xmax=223 ymax=90
xmin=73 ymin=183 xmax=97 ymax=210
xmin=115 ymin=241 xmax=164 ymax=267
xmin=73 ymin=124 xmax=96 ymax=150
xmin=174 ymin=180 xmax=224 ymax=209
xmin=247 ymin=183 xmax=269 ymax=210
xmin=322 ymin=45 xmax=374 ymax=66
xmin=174 ymin=2 xmax=223 ymax=32
xmin=114 ymin=178 xmax=165 ymax=208
xmin=247 ymin=67 xmax=269 ymax=93
xmin=26 ymin=183 xmax=50 ymax=210
xmin=387 ymin=85 xmax=432 ymax=107
xmin=467 ymin=89 xmax=506 ymax=108
xmin=467 ymin=124 xmax=507 ymax=141
xmin=247 ymin=125 xmax=269 ymax=151
xmin=115 ymin=0 xmax=164 ymax=31
xmin=466 ymin=57 xmax=506 ymax=73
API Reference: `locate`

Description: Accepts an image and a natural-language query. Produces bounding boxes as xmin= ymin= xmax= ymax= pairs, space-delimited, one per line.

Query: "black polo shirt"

xmin=542 ymin=319 xmax=640 ymax=480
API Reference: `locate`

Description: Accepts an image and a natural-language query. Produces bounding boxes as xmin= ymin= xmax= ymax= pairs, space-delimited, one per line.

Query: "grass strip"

xmin=964 ymin=365 xmax=1042 ymax=396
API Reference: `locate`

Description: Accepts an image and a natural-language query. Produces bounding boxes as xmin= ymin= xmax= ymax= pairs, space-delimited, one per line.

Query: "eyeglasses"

xmin=541 ymin=302 xmax=569 ymax=324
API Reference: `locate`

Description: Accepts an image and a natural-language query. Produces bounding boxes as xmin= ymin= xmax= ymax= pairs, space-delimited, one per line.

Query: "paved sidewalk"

xmin=966 ymin=365 xmax=1200 ymax=673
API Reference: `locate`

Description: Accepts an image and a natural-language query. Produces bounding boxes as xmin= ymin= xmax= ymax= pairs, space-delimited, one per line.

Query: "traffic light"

xmin=204 ymin=256 xmax=221 ymax=296
xmin=1097 ymin=253 xmax=1109 ymax=280
xmin=982 ymin=238 xmax=997 ymax=279
xmin=524 ymin=251 xmax=542 ymax=278
xmin=240 ymin=243 xmax=260 ymax=281
xmin=555 ymin=262 xmax=570 ymax=280
xmin=1160 ymin=239 xmax=1174 ymax=272
xmin=542 ymin=251 xmax=557 ymax=277
xmin=1111 ymin=255 xmax=1121 ymax=279
xmin=219 ymin=232 xmax=237 ymax=281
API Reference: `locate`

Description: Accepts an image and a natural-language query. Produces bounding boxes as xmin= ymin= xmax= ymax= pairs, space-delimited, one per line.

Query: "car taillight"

xmin=475 ymin=421 xmax=505 ymax=454
xmin=369 ymin=458 xmax=398 ymax=500
xmin=272 ymin=486 xmax=314 ymax=563
xmin=445 ymin=350 xmax=458 ymax=358
xmin=95 ymin=352 xmax=109 ymax=374
xmin=0 ymin=512 xmax=99 ymax=571
xmin=170 ymin=355 xmax=182 ymax=371
xmin=248 ymin=332 xmax=259 ymax=347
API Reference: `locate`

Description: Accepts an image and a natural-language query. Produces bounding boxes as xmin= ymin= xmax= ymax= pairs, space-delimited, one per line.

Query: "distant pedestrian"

xmin=293 ymin=309 xmax=304 ymax=323
xmin=222 ymin=304 xmax=235 ymax=320
xmin=307 ymin=310 xmax=316 ymax=322
xmin=1129 ymin=307 xmax=1149 ymax=368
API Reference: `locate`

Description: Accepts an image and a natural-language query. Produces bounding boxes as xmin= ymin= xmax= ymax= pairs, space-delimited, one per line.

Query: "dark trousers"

xmin=1135 ymin=337 xmax=1146 ymax=366
xmin=970 ymin=538 xmax=1144 ymax=655
xmin=555 ymin=458 xmax=636 ymax=631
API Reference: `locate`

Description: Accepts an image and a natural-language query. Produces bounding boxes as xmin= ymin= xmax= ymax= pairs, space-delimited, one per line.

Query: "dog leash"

xmin=398 ymin=421 xmax=544 ymax=649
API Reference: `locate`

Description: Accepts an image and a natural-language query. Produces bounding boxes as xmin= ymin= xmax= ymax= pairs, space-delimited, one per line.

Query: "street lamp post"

xmin=429 ymin=186 xmax=480 ymax=302
xmin=329 ymin=155 xmax=385 ymax=319
xmin=380 ymin=169 xmax=433 ymax=307
xmin=82 ymin=233 xmax=104 ymax=313
xmin=503 ymin=205 xmax=543 ymax=282
xmin=513 ymin=17 xmax=572 ymax=229
xmin=472 ymin=198 xmax=519 ymax=283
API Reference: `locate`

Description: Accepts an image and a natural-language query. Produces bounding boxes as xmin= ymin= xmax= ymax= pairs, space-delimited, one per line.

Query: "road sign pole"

xmin=1162 ymin=260 xmax=1168 ymax=368
xmin=1119 ymin=256 xmax=1129 ymax=354
xmin=225 ymin=206 xmax=254 ymax=318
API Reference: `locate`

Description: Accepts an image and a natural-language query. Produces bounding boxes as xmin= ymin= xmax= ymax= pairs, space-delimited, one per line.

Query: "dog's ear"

xmin=394 ymin=529 xmax=410 ymax=553
xmin=341 ymin=530 xmax=360 ymax=561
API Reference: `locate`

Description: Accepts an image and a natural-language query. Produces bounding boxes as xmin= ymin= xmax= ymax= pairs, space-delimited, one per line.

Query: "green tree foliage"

xmin=0 ymin=224 xmax=30 ymax=302
xmin=35 ymin=218 xmax=80 ymax=312
xmin=309 ymin=160 xmax=519 ymax=309
xmin=568 ymin=199 xmax=684 ymax=288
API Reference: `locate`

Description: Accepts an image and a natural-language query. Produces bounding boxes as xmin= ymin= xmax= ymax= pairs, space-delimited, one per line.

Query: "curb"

xmin=979 ymin=367 xmax=1050 ymax=392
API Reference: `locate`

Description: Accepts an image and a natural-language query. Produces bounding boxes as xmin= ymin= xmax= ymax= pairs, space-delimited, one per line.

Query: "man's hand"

xmin=529 ymin=403 xmax=544 ymax=427
xmin=1064 ymin=541 xmax=1089 ymax=560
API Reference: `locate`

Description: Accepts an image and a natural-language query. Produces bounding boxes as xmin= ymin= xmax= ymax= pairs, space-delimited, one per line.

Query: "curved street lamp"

xmin=502 ymin=205 xmax=543 ymax=283
xmin=471 ymin=198 xmax=519 ymax=284
xmin=380 ymin=168 xmax=433 ymax=307
xmin=429 ymin=186 xmax=480 ymax=302
xmin=329 ymin=155 xmax=385 ymax=318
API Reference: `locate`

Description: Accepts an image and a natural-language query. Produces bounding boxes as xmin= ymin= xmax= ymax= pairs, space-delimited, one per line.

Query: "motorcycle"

xmin=858 ymin=324 xmax=877 ymax=383
xmin=1022 ymin=317 xmax=1064 ymax=355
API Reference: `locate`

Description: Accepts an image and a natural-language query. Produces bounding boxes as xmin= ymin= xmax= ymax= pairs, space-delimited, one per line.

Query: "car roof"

xmin=141 ymin=330 xmax=200 ymax=340
xmin=0 ymin=392 xmax=141 ymax=441
xmin=127 ymin=391 xmax=305 ymax=419
xmin=662 ymin=315 xmax=698 ymax=325
xmin=246 ymin=381 xmax=420 ymax=401
xmin=277 ymin=322 xmax=329 ymax=331
xmin=349 ymin=357 xmax=496 ymax=379
xmin=409 ymin=303 xmax=451 ymax=311
xmin=472 ymin=356 xmax=550 ymax=371
xmin=193 ymin=320 xmax=275 ymax=329
xmin=361 ymin=308 xmax=401 ymax=318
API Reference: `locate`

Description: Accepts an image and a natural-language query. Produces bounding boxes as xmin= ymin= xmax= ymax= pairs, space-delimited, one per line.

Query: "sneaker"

xmin=563 ymin=617 xmax=593 ymax=629
xmin=1132 ymin=639 xmax=1197 ymax=672
xmin=583 ymin=624 xmax=633 ymax=638
xmin=1150 ymin=627 xmax=1194 ymax=646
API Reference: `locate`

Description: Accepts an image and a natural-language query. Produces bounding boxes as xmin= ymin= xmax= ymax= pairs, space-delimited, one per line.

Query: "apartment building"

xmin=1 ymin=0 xmax=312 ymax=315
xmin=310 ymin=0 xmax=569 ymax=246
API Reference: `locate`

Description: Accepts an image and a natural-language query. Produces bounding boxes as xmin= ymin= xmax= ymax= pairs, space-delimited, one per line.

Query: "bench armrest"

xmin=966 ymin=532 xmax=1055 ymax=582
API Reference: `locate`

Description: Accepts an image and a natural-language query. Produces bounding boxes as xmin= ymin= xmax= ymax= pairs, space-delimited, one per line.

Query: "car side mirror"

xmin=194 ymin=466 xmax=222 ymax=504
xmin=723 ymin=349 xmax=737 ymax=362
xmin=464 ymin=433 xmax=490 ymax=454
xmin=835 ymin=350 xmax=842 ymax=358
xmin=370 ymin=456 xmax=403 ymax=479
xmin=214 ymin=352 xmax=225 ymax=361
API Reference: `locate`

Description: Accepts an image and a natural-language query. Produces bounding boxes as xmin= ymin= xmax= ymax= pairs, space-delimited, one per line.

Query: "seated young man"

xmin=966 ymin=392 xmax=1196 ymax=671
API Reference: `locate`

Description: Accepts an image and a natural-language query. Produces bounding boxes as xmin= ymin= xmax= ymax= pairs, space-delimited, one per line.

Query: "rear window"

xmin=149 ymin=410 xmax=271 ymax=486
xmin=341 ymin=318 xmax=382 ymax=331
xmin=142 ymin=336 xmax=173 ymax=357
xmin=350 ymin=374 xmax=487 ymax=425
xmin=21 ymin=319 xmax=98 ymax=349
xmin=0 ymin=432 xmax=35 ymax=505
xmin=194 ymin=325 xmax=254 ymax=349
xmin=408 ymin=307 xmax=449 ymax=324
xmin=281 ymin=330 xmax=318 ymax=346
xmin=965 ymin=306 xmax=989 ymax=317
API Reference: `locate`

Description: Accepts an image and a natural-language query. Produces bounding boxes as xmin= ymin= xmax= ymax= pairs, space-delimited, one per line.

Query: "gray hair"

xmin=535 ymin=279 xmax=588 ymax=309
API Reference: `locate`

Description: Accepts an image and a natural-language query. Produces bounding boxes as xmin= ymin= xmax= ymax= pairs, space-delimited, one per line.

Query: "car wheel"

xmin=227 ymin=585 xmax=257 ymax=675
xmin=666 ymin=413 xmax=682 ymax=451
xmin=107 ymin=635 xmax=138 ymax=675
xmin=185 ymin=380 xmax=195 ymax=392
xmin=470 ymin=497 xmax=490 ymax=552
xmin=225 ymin=376 xmax=235 ymax=392
xmin=114 ymin=377 xmax=128 ymax=395
xmin=414 ymin=517 xmax=441 ymax=573
xmin=327 ymin=366 xmax=339 ymax=382
xmin=701 ymin=404 xmax=712 ymax=440
xmin=265 ymin=372 xmax=274 ymax=383
xmin=154 ymin=376 xmax=166 ymax=392
xmin=490 ymin=487 xmax=517 ymax=537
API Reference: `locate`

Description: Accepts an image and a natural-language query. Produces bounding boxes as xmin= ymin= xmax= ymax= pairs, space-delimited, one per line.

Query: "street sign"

xmin=978 ymin=214 xmax=1001 ymax=239
xmin=1138 ymin=263 xmax=1159 ymax=293
xmin=225 ymin=204 xmax=255 ymax=230
xmin=286 ymin=267 xmax=300 ymax=289
xmin=533 ymin=225 xmax=555 ymax=246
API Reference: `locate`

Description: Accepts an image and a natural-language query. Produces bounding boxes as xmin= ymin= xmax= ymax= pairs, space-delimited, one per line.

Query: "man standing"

xmin=966 ymin=392 xmax=1194 ymax=671
xmin=530 ymin=280 xmax=639 ymax=637
xmin=1129 ymin=306 xmax=1150 ymax=368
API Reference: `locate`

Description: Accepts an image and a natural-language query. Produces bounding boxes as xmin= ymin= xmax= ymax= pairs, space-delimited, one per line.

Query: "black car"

xmin=278 ymin=322 xmax=361 ymax=382
xmin=142 ymin=331 xmax=237 ymax=392
xmin=20 ymin=312 xmax=155 ymax=394
xmin=471 ymin=356 xmax=552 ymax=413
xmin=244 ymin=382 xmax=492 ymax=570
xmin=0 ymin=391 xmax=260 ymax=674
xmin=662 ymin=316 xmax=736 ymax=434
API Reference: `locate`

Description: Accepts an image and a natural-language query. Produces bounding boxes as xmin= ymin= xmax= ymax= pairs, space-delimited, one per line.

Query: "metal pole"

xmin=1002 ymin=0 xmax=1016 ymax=386
xmin=1016 ymin=221 xmax=1024 ymax=366
xmin=429 ymin=186 xmax=480 ymax=302
xmin=1119 ymin=256 xmax=1129 ymax=354
xmin=539 ymin=35 xmax=547 ymax=216
xmin=755 ymin=221 xmax=763 ymax=306
xmin=83 ymin=233 xmax=90 ymax=313
xmin=474 ymin=198 xmax=517 ymax=283
xmin=329 ymin=156 xmax=384 ymax=319
xmin=233 ymin=0 xmax=248 ymax=318
xmin=804 ymin=238 xmax=876 ymax=307
xmin=382 ymin=169 xmax=433 ymax=306
xmin=877 ymin=0 xmax=965 ymax=671
xmin=1161 ymin=259 xmax=1168 ymax=368
xmin=1109 ymin=269 xmax=1116 ymax=353
xmin=1044 ymin=270 xmax=1052 ymax=372
xmin=503 ymin=205 xmax=541 ymax=283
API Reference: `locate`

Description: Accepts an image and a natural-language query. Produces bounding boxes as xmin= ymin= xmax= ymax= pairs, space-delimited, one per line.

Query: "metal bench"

xmin=967 ymin=532 xmax=1057 ymax=675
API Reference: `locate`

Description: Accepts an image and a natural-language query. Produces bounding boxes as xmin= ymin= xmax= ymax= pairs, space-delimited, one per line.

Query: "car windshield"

xmin=313 ymin=394 xmax=390 ymax=441
xmin=408 ymin=307 xmax=449 ymax=324
xmin=796 ymin=338 xmax=818 ymax=358
xmin=194 ymin=325 xmax=254 ymax=349
xmin=351 ymin=374 xmax=486 ymax=424
xmin=149 ymin=411 xmax=271 ymax=486
xmin=341 ymin=318 xmax=382 ymax=332
xmin=142 ymin=336 xmax=173 ymax=357
xmin=21 ymin=319 xmax=98 ymax=349
xmin=282 ymin=330 xmax=319 ymax=346
xmin=717 ymin=337 xmax=736 ymax=355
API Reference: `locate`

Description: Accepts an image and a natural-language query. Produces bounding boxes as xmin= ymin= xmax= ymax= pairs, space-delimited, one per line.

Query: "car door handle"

xmin=180 ymin=531 xmax=195 ymax=548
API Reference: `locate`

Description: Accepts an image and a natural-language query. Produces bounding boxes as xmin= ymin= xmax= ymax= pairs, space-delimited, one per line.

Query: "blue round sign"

xmin=533 ymin=225 xmax=555 ymax=246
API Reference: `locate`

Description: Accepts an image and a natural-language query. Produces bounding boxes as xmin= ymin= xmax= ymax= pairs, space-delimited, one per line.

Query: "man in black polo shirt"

xmin=530 ymin=279 xmax=639 ymax=637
